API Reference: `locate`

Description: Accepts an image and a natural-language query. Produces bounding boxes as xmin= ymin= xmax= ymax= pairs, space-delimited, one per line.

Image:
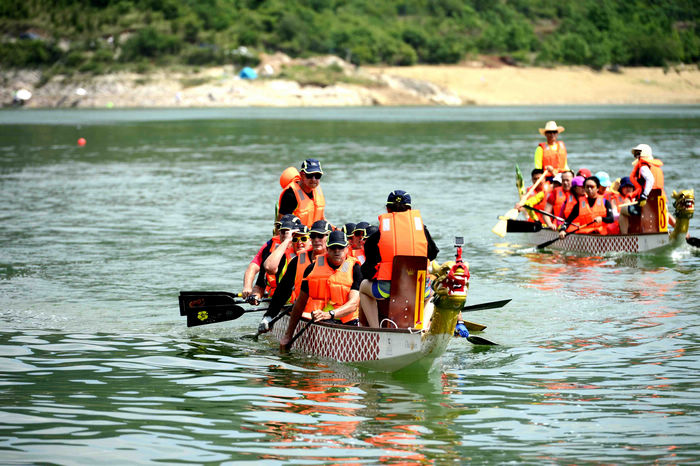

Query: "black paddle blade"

xmin=179 ymin=291 xmax=240 ymax=316
xmin=462 ymin=298 xmax=511 ymax=313
xmin=467 ymin=335 xmax=498 ymax=346
xmin=507 ymin=219 xmax=542 ymax=233
xmin=185 ymin=304 xmax=247 ymax=327
xmin=687 ymin=236 xmax=700 ymax=248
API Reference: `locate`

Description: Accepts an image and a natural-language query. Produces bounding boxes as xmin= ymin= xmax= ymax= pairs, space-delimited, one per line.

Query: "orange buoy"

xmin=77 ymin=137 xmax=86 ymax=146
xmin=279 ymin=166 xmax=300 ymax=188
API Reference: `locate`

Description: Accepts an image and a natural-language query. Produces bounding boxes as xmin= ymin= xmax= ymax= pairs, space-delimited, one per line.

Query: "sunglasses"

xmin=310 ymin=233 xmax=326 ymax=239
xmin=292 ymin=236 xmax=309 ymax=243
xmin=353 ymin=230 xmax=365 ymax=237
xmin=304 ymin=172 xmax=322 ymax=179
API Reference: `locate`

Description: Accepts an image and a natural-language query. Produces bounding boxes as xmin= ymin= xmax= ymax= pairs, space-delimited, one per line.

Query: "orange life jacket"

xmin=304 ymin=254 xmax=358 ymax=323
xmin=376 ymin=210 xmax=428 ymax=280
xmin=550 ymin=187 xmax=574 ymax=226
xmin=291 ymin=250 xmax=313 ymax=302
xmin=265 ymin=241 xmax=296 ymax=296
xmin=561 ymin=191 xmax=579 ymax=220
xmin=278 ymin=180 xmax=325 ymax=228
xmin=350 ymin=247 xmax=366 ymax=264
xmin=539 ymin=141 xmax=567 ymax=173
xmin=569 ymin=195 xmax=607 ymax=234
xmin=630 ymin=158 xmax=664 ymax=199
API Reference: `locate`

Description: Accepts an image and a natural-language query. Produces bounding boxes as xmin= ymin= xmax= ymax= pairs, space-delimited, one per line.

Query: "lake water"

xmin=1 ymin=106 xmax=699 ymax=464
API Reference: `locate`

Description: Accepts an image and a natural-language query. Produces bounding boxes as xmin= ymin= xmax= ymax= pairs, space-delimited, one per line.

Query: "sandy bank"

xmin=369 ymin=64 xmax=700 ymax=105
xmin=3 ymin=58 xmax=699 ymax=108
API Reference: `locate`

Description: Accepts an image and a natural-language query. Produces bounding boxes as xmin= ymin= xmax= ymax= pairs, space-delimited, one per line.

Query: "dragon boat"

xmin=179 ymin=243 xmax=474 ymax=373
xmin=508 ymin=189 xmax=695 ymax=255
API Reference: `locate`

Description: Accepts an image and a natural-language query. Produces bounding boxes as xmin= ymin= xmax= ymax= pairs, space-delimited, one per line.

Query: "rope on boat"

xmin=380 ymin=318 xmax=398 ymax=329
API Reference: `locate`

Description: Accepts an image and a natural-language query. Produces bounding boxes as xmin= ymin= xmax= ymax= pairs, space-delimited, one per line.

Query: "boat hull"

xmin=528 ymin=230 xmax=682 ymax=254
xmin=270 ymin=315 xmax=454 ymax=372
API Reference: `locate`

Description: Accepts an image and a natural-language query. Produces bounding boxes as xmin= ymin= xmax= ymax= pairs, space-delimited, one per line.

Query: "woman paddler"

xmin=559 ymin=176 xmax=614 ymax=238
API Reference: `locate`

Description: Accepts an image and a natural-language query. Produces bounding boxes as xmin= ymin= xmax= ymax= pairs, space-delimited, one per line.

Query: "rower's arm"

xmin=264 ymin=234 xmax=292 ymax=274
xmin=329 ymin=290 xmax=360 ymax=320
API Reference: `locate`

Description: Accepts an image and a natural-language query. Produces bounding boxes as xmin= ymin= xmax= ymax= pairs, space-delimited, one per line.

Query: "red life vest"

xmin=304 ymin=254 xmax=358 ymax=323
xmin=550 ymin=187 xmax=573 ymax=226
xmin=375 ymin=210 xmax=428 ymax=280
xmin=539 ymin=141 xmax=567 ymax=173
xmin=278 ymin=180 xmax=325 ymax=228
xmin=560 ymin=191 xmax=579 ymax=220
xmin=630 ymin=158 xmax=664 ymax=199
xmin=569 ymin=195 xmax=607 ymax=234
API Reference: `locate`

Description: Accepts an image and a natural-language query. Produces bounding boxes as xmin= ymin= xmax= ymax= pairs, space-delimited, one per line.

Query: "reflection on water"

xmin=1 ymin=107 xmax=699 ymax=463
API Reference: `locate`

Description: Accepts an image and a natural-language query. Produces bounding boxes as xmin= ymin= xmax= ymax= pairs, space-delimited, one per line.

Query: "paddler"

xmin=279 ymin=231 xmax=363 ymax=349
xmin=242 ymin=216 xmax=295 ymax=305
xmin=277 ymin=158 xmax=326 ymax=228
xmin=257 ymin=220 xmax=329 ymax=334
xmin=542 ymin=170 xmax=575 ymax=230
xmin=359 ymin=190 xmax=439 ymax=328
xmin=609 ymin=176 xmax=636 ymax=234
xmin=252 ymin=214 xmax=300 ymax=301
xmin=535 ymin=120 xmax=569 ymax=177
xmin=349 ymin=221 xmax=370 ymax=264
xmin=627 ymin=144 xmax=675 ymax=228
xmin=515 ymin=168 xmax=549 ymax=225
xmin=559 ymin=176 xmax=614 ymax=237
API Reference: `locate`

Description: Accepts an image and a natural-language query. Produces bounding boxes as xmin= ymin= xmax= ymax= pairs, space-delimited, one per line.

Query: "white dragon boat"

xmin=509 ymin=189 xmax=695 ymax=254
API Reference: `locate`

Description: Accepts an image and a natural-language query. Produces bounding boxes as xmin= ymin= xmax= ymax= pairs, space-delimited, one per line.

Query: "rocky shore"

xmin=2 ymin=54 xmax=698 ymax=108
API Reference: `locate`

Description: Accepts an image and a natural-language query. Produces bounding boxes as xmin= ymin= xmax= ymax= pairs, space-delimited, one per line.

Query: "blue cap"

xmin=619 ymin=176 xmax=634 ymax=189
xmin=300 ymin=158 xmax=323 ymax=174
xmin=594 ymin=171 xmax=612 ymax=187
xmin=341 ymin=223 xmax=356 ymax=235
xmin=310 ymin=220 xmax=331 ymax=235
xmin=386 ymin=190 xmax=411 ymax=206
xmin=327 ymin=230 xmax=348 ymax=248
xmin=352 ymin=221 xmax=370 ymax=236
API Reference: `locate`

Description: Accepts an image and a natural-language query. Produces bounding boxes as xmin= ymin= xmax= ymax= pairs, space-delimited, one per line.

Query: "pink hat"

xmin=571 ymin=176 xmax=585 ymax=187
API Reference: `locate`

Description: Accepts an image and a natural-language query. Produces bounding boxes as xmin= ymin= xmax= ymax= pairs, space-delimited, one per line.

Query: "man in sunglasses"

xmin=258 ymin=220 xmax=330 ymax=334
xmin=243 ymin=214 xmax=299 ymax=305
xmin=279 ymin=230 xmax=363 ymax=349
xmin=349 ymin=221 xmax=370 ymax=264
xmin=277 ymin=158 xmax=326 ymax=228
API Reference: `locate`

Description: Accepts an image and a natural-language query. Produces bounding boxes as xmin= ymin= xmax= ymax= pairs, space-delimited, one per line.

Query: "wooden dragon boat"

xmin=507 ymin=189 xmax=695 ymax=254
xmin=267 ymin=252 xmax=470 ymax=372
xmin=178 ymin=241 xmax=493 ymax=373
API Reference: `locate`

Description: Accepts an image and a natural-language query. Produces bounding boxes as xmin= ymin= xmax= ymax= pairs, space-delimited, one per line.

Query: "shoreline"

xmin=3 ymin=61 xmax=699 ymax=109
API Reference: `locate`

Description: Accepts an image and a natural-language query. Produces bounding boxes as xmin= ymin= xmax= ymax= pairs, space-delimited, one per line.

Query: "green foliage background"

xmin=1 ymin=0 xmax=697 ymax=72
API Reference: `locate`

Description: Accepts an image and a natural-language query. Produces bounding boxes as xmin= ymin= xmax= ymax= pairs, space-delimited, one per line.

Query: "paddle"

xmin=687 ymin=236 xmax=700 ymax=248
xmin=507 ymin=219 xmax=543 ymax=233
xmin=179 ymin=291 xmax=270 ymax=316
xmin=248 ymin=305 xmax=293 ymax=341
xmin=285 ymin=316 xmax=316 ymax=351
xmin=467 ymin=335 xmax=498 ymax=346
xmin=493 ymin=171 xmax=547 ymax=237
xmin=523 ymin=205 xmax=567 ymax=225
xmin=462 ymin=298 xmax=511 ymax=313
xmin=536 ymin=220 xmax=597 ymax=250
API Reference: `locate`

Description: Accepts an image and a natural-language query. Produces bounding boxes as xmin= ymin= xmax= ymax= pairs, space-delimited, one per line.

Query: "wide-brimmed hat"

xmin=539 ymin=120 xmax=565 ymax=136
xmin=631 ymin=143 xmax=653 ymax=160
xmin=594 ymin=171 xmax=612 ymax=187
xmin=309 ymin=220 xmax=331 ymax=235
xmin=300 ymin=158 xmax=323 ymax=174
xmin=386 ymin=190 xmax=411 ymax=207
xmin=327 ymin=230 xmax=348 ymax=248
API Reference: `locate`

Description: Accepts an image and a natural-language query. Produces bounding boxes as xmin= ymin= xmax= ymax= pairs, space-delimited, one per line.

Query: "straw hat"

xmin=539 ymin=120 xmax=565 ymax=136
